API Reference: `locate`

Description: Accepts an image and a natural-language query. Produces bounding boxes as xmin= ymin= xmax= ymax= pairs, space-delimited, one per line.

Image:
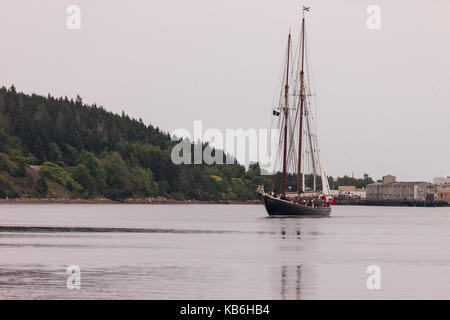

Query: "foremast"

xmin=280 ymin=34 xmax=291 ymax=195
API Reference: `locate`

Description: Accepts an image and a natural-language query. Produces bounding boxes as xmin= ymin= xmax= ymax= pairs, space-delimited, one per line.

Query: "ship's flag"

xmin=273 ymin=110 xmax=280 ymax=116
xmin=303 ymin=6 xmax=311 ymax=12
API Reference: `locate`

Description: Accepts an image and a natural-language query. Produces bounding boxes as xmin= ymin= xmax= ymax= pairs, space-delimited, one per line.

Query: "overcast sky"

xmin=1 ymin=0 xmax=449 ymax=181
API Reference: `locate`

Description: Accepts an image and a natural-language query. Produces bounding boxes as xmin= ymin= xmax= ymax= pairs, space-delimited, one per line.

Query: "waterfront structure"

xmin=367 ymin=175 xmax=437 ymax=201
xmin=437 ymin=188 xmax=450 ymax=202
xmin=434 ymin=177 xmax=450 ymax=188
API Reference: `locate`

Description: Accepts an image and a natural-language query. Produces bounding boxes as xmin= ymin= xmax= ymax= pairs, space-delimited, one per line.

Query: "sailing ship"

xmin=257 ymin=8 xmax=335 ymax=217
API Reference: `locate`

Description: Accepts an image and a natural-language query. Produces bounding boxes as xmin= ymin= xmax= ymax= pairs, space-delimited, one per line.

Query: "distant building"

xmin=437 ymin=188 xmax=450 ymax=202
xmin=382 ymin=175 xmax=396 ymax=184
xmin=338 ymin=186 xmax=356 ymax=192
xmin=337 ymin=186 xmax=366 ymax=199
xmin=434 ymin=177 xmax=450 ymax=188
xmin=367 ymin=175 xmax=437 ymax=201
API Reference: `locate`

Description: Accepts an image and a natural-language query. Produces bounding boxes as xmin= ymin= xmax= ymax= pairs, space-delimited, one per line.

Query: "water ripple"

xmin=0 ymin=225 xmax=274 ymax=235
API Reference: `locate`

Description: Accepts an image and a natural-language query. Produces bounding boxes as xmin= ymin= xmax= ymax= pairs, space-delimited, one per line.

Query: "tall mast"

xmin=296 ymin=17 xmax=306 ymax=194
xmin=281 ymin=33 xmax=291 ymax=195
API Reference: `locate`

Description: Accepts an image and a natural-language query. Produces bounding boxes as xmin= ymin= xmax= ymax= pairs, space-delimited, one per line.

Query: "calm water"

xmin=1 ymin=204 xmax=450 ymax=300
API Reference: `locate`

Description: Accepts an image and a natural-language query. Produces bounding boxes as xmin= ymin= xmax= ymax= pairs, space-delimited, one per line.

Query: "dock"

xmin=335 ymin=199 xmax=449 ymax=207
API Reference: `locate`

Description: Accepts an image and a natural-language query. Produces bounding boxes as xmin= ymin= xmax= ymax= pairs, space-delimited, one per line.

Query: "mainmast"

xmin=281 ymin=33 xmax=291 ymax=195
xmin=296 ymin=17 xmax=306 ymax=193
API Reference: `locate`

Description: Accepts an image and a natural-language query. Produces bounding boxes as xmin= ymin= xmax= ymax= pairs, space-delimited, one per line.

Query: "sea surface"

xmin=1 ymin=204 xmax=450 ymax=300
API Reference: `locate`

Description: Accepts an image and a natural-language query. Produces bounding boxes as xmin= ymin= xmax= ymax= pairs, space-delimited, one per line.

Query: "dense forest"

xmin=0 ymin=85 xmax=374 ymax=201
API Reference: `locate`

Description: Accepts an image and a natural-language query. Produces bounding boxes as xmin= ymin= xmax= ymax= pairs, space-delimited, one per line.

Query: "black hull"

xmin=259 ymin=193 xmax=331 ymax=217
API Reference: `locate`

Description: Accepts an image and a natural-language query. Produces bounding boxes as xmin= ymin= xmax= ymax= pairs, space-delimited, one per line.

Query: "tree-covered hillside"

xmin=0 ymin=86 xmax=271 ymax=200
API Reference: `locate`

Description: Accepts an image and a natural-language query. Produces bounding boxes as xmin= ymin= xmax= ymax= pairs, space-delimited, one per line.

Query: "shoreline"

xmin=0 ymin=197 xmax=261 ymax=205
xmin=2 ymin=198 xmax=448 ymax=207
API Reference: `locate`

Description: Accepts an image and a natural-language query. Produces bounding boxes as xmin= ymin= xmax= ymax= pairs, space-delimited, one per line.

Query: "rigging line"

xmin=271 ymin=115 xmax=284 ymax=190
xmin=286 ymin=116 xmax=297 ymax=174
xmin=303 ymin=30 xmax=320 ymax=168
xmin=291 ymin=99 xmax=300 ymax=173
xmin=272 ymin=40 xmax=290 ymax=111
xmin=308 ymin=104 xmax=319 ymax=173
xmin=287 ymin=98 xmax=300 ymax=169
xmin=271 ymin=41 xmax=292 ymax=176
xmin=305 ymin=104 xmax=318 ymax=181
xmin=269 ymin=72 xmax=284 ymax=180
xmin=304 ymin=31 xmax=320 ymax=142
xmin=290 ymin=35 xmax=301 ymax=88
xmin=270 ymin=35 xmax=296 ymax=190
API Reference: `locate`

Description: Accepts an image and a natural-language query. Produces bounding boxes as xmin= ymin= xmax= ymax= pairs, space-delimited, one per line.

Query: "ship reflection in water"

xmin=2 ymin=204 xmax=450 ymax=299
xmin=279 ymin=225 xmax=303 ymax=300
xmin=280 ymin=265 xmax=302 ymax=300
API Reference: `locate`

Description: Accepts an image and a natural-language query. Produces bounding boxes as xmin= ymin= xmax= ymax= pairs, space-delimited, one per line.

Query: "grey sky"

xmin=1 ymin=0 xmax=449 ymax=181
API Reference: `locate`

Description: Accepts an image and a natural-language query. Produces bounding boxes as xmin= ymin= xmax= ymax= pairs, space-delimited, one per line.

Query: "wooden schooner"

xmin=257 ymin=7 xmax=335 ymax=217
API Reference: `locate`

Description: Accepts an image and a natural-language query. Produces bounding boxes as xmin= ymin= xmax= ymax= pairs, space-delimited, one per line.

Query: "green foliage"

xmin=101 ymin=152 xmax=133 ymax=200
xmin=41 ymin=162 xmax=83 ymax=193
xmin=130 ymin=166 xmax=158 ymax=197
xmin=0 ymin=153 xmax=14 ymax=172
xmin=13 ymin=158 xmax=26 ymax=177
xmin=79 ymin=150 xmax=101 ymax=177
xmin=331 ymin=173 xmax=374 ymax=189
xmin=48 ymin=143 xmax=63 ymax=162
xmin=36 ymin=176 xmax=48 ymax=197
xmin=60 ymin=143 xmax=78 ymax=166
xmin=0 ymin=174 xmax=19 ymax=198
xmin=0 ymin=130 xmax=8 ymax=153
xmin=71 ymin=164 xmax=91 ymax=191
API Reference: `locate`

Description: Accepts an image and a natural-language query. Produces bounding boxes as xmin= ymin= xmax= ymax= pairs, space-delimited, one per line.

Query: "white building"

xmin=434 ymin=177 xmax=450 ymax=188
xmin=367 ymin=175 xmax=437 ymax=201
